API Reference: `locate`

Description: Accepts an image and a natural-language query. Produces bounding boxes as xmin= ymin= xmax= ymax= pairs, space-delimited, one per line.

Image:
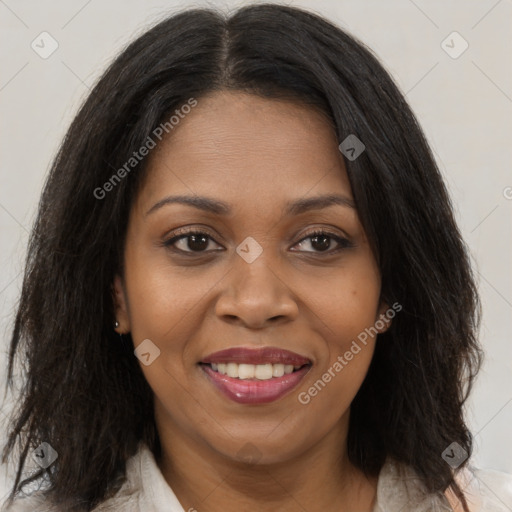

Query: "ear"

xmin=112 ymin=274 xmax=131 ymax=334
xmin=374 ymin=299 xmax=392 ymax=334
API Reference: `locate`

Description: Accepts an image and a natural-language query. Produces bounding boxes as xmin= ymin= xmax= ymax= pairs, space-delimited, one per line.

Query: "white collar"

xmin=114 ymin=442 xmax=453 ymax=511
xmin=129 ymin=443 xmax=512 ymax=511
xmin=10 ymin=441 xmax=510 ymax=511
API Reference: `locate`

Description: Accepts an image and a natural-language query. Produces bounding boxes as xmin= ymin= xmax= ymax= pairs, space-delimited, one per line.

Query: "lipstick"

xmin=201 ymin=346 xmax=311 ymax=366
xmin=199 ymin=347 xmax=312 ymax=404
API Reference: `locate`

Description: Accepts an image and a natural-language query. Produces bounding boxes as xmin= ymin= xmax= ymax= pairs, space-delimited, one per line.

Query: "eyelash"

xmin=161 ymin=228 xmax=353 ymax=256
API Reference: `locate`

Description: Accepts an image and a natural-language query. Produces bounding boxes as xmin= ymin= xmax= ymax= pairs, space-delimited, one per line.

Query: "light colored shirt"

xmin=3 ymin=441 xmax=512 ymax=511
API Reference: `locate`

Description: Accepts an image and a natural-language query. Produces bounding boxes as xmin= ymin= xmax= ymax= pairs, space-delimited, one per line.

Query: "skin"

xmin=113 ymin=90 xmax=392 ymax=512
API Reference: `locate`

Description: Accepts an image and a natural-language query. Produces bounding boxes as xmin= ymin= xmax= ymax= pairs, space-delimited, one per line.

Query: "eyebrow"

xmin=145 ymin=193 xmax=356 ymax=217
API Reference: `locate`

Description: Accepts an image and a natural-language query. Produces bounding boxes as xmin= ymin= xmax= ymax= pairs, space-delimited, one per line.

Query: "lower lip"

xmin=200 ymin=364 xmax=312 ymax=404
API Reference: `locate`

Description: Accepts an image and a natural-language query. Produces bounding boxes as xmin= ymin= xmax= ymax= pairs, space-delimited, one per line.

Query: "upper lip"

xmin=200 ymin=347 xmax=312 ymax=366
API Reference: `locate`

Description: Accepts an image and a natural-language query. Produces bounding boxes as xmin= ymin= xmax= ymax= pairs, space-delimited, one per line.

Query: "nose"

xmin=214 ymin=251 xmax=299 ymax=329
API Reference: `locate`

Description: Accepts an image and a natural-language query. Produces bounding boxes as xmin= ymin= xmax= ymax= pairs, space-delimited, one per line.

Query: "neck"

xmin=155 ymin=412 xmax=378 ymax=512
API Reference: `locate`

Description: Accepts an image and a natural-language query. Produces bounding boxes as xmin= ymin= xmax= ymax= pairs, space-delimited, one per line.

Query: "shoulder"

xmin=451 ymin=464 xmax=512 ymax=511
xmin=0 ymin=443 xmax=148 ymax=512
xmin=374 ymin=457 xmax=512 ymax=512
xmin=1 ymin=484 xmax=141 ymax=512
xmin=373 ymin=457 xmax=452 ymax=511
xmin=0 ymin=494 xmax=61 ymax=512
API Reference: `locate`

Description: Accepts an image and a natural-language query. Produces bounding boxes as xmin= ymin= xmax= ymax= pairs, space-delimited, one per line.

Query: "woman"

xmin=2 ymin=3 xmax=511 ymax=511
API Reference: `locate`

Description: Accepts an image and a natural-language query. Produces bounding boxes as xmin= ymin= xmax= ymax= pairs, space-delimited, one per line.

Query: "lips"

xmin=199 ymin=346 xmax=312 ymax=404
xmin=200 ymin=346 xmax=312 ymax=366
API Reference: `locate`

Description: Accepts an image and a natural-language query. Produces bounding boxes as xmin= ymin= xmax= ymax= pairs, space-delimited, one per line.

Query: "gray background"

xmin=1 ymin=0 xmax=511 ymax=502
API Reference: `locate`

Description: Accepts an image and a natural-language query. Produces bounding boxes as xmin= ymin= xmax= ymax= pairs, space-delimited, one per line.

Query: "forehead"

xmin=138 ymin=90 xmax=353 ymax=213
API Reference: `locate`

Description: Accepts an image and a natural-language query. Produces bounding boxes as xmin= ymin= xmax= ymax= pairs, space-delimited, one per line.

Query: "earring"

xmin=114 ymin=320 xmax=120 ymax=328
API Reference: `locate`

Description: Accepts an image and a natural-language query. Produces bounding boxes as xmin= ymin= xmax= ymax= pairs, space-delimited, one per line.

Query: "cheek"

xmin=299 ymin=280 xmax=378 ymax=423
xmin=307 ymin=254 xmax=381 ymax=344
xmin=122 ymin=256 xmax=205 ymax=412
xmin=300 ymin=256 xmax=380 ymax=406
xmin=297 ymin=343 xmax=374 ymax=440
xmin=123 ymin=245 xmax=208 ymax=344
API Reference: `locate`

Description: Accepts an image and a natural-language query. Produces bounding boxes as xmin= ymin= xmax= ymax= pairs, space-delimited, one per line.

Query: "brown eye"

xmin=291 ymin=230 xmax=353 ymax=254
xmin=163 ymin=230 xmax=222 ymax=253
xmin=310 ymin=233 xmax=331 ymax=252
xmin=162 ymin=228 xmax=353 ymax=256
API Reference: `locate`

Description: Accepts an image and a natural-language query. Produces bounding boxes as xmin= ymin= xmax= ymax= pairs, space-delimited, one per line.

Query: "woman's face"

xmin=114 ymin=90 xmax=390 ymax=464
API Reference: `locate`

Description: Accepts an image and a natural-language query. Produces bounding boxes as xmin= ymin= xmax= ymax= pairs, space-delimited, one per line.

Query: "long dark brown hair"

xmin=2 ymin=4 xmax=482 ymax=511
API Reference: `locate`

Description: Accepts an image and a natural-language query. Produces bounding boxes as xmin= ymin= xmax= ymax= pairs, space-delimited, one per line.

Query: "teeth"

xmin=209 ymin=362 xmax=301 ymax=380
xmin=227 ymin=362 xmax=238 ymax=378
xmin=272 ymin=364 xmax=285 ymax=378
xmin=239 ymin=364 xmax=255 ymax=379
xmin=254 ymin=364 xmax=273 ymax=379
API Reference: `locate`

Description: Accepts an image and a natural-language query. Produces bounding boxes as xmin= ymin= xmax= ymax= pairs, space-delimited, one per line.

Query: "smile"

xmin=203 ymin=362 xmax=306 ymax=379
xmin=199 ymin=346 xmax=313 ymax=404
